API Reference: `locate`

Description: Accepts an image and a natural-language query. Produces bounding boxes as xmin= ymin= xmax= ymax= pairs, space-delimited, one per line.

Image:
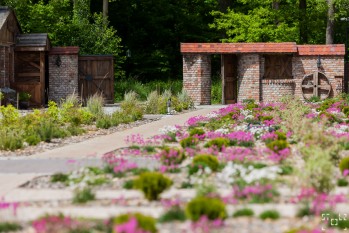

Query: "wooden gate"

xmin=78 ymin=55 xmax=114 ymax=103
xmin=222 ymin=54 xmax=238 ymax=104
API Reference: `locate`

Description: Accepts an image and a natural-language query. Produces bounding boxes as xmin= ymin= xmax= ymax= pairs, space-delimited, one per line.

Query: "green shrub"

xmin=189 ymin=128 xmax=205 ymax=137
xmin=191 ymin=154 xmax=220 ymax=173
xmin=133 ymin=172 xmax=172 ymax=201
xmin=72 ymin=187 xmax=95 ymax=204
xmin=123 ymin=180 xmax=134 ymax=189
xmin=128 ymin=107 xmax=143 ymax=121
xmin=259 ymin=210 xmax=280 ymax=220
xmin=308 ymin=95 xmax=321 ymax=103
xmin=204 ymin=137 xmax=230 ymax=151
xmin=275 ymin=131 xmax=287 ymax=141
xmin=177 ymin=89 xmax=193 ymax=110
xmin=121 ymin=91 xmax=140 ymax=113
xmin=296 ymin=206 xmax=312 ymax=217
xmin=144 ymin=91 xmax=160 ymax=114
xmin=158 ymin=147 xmax=185 ymax=166
xmin=284 ymin=227 xmax=312 ymax=233
xmin=96 ymin=115 xmax=113 ymax=129
xmin=260 ymin=115 xmax=273 ymax=121
xmin=337 ymin=178 xmax=348 ymax=186
xmin=324 ymin=211 xmax=349 ymax=230
xmin=303 ymin=146 xmax=335 ymax=193
xmin=25 ymin=134 xmax=41 ymax=146
xmin=339 ymin=157 xmax=349 ymax=174
xmin=342 ymin=106 xmax=349 ymax=116
xmin=266 ymin=140 xmax=289 ymax=152
xmin=211 ymin=78 xmax=222 ymax=104
xmin=232 ymin=208 xmax=254 ymax=217
xmin=36 ymin=119 xmax=68 ymax=142
xmin=316 ymin=98 xmax=336 ymax=112
xmin=67 ymin=124 xmax=85 ymax=136
xmin=0 ymin=129 xmax=24 ymax=151
xmin=179 ymin=136 xmax=198 ymax=148
xmin=0 ymin=105 xmax=20 ymax=126
xmin=0 ymin=222 xmax=22 ymax=232
xmin=159 ymin=207 xmax=186 ymax=223
xmin=113 ymin=213 xmax=157 ymax=233
xmin=86 ymin=93 xmax=104 ymax=117
xmin=278 ymin=165 xmax=294 ymax=175
xmin=242 ymin=99 xmax=256 ymax=104
xmin=60 ymin=94 xmax=83 ymax=124
xmin=185 ymin=196 xmax=227 ymax=221
xmin=51 ymin=173 xmax=69 ymax=183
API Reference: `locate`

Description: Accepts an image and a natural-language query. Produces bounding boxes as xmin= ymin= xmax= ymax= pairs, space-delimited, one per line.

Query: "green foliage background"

xmin=1 ymin=0 xmax=348 ymax=97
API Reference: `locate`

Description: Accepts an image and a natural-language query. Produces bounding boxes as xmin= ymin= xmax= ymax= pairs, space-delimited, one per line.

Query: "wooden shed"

xmin=0 ymin=7 xmax=50 ymax=107
xmin=0 ymin=6 xmax=20 ymax=89
xmin=13 ymin=33 xmax=50 ymax=106
xmin=0 ymin=6 xmax=115 ymax=106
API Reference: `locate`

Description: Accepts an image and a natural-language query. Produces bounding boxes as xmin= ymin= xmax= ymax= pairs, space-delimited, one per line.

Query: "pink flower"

xmin=261 ymin=132 xmax=278 ymax=142
xmin=187 ymin=116 xmax=207 ymax=126
xmin=191 ymin=216 xmax=224 ymax=233
xmin=114 ymin=218 xmax=149 ymax=233
xmin=161 ymin=199 xmax=181 ymax=209
xmin=305 ymin=113 xmax=317 ymax=119
xmin=226 ymin=131 xmax=253 ymax=142
xmin=264 ymin=119 xmax=275 ymax=126
xmin=343 ymin=169 xmax=349 ymax=176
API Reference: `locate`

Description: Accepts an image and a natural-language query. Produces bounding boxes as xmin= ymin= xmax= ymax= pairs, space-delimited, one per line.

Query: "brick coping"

xmin=181 ymin=43 xmax=345 ymax=56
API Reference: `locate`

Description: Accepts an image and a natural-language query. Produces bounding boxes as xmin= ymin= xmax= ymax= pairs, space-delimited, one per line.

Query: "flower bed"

xmin=4 ymin=97 xmax=349 ymax=232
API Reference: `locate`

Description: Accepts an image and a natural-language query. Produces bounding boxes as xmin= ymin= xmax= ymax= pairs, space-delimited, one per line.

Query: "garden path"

xmin=0 ymin=106 xmax=221 ymax=196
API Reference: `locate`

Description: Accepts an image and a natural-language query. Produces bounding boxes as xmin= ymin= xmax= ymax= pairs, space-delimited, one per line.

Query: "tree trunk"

xmin=326 ymin=0 xmax=335 ymax=44
xmin=272 ymin=0 xmax=280 ymax=25
xmin=103 ymin=0 xmax=108 ymax=18
xmin=299 ymin=0 xmax=308 ymax=44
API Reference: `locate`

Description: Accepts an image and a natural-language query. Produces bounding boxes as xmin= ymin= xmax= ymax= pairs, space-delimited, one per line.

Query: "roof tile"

xmin=181 ymin=43 xmax=345 ymax=56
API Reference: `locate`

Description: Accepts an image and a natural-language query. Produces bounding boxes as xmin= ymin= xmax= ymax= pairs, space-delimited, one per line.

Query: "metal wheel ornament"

xmin=301 ymin=72 xmax=331 ymax=101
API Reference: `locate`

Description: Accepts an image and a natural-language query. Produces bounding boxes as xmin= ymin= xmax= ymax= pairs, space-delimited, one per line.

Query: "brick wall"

xmin=183 ymin=54 xmax=211 ymax=105
xmin=181 ymin=43 xmax=345 ymax=104
xmin=261 ymin=79 xmax=295 ymax=101
xmin=260 ymin=56 xmax=295 ymax=102
xmin=48 ymin=47 xmax=79 ymax=103
xmin=237 ymin=54 xmax=260 ymax=102
xmin=292 ymin=56 xmax=344 ymax=100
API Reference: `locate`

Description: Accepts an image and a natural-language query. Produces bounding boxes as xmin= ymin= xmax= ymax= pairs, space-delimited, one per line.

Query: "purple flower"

xmin=343 ymin=169 xmax=349 ymax=176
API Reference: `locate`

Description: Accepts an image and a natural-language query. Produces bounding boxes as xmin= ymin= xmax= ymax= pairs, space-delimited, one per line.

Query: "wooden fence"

xmin=78 ymin=55 xmax=114 ymax=104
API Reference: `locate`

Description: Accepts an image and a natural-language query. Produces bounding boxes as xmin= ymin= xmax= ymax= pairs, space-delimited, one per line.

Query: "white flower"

xmin=241 ymin=109 xmax=252 ymax=117
xmin=206 ymin=112 xmax=219 ymax=119
xmin=215 ymin=128 xmax=229 ymax=134
xmin=159 ymin=125 xmax=178 ymax=135
xmin=204 ymin=167 xmax=212 ymax=175
xmin=216 ymin=162 xmax=281 ymax=185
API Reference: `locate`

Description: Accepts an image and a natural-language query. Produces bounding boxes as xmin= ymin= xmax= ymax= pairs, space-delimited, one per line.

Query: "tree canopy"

xmin=0 ymin=0 xmax=348 ymax=80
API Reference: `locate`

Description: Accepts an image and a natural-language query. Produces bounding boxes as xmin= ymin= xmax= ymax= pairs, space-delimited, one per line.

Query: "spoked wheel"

xmin=301 ymin=72 xmax=331 ymax=101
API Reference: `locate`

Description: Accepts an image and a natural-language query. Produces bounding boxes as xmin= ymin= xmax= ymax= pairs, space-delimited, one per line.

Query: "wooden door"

xmin=12 ymin=51 xmax=45 ymax=106
xmin=222 ymin=54 xmax=237 ymax=104
xmin=78 ymin=56 xmax=114 ymax=104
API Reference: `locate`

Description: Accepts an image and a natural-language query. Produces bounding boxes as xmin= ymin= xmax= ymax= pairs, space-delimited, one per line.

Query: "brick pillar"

xmin=237 ymin=54 xmax=260 ymax=102
xmin=48 ymin=47 xmax=79 ymax=103
xmin=183 ymin=54 xmax=211 ymax=105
